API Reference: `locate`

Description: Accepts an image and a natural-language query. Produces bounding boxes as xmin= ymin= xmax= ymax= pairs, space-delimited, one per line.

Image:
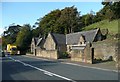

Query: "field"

xmin=82 ymin=19 xmax=119 ymax=35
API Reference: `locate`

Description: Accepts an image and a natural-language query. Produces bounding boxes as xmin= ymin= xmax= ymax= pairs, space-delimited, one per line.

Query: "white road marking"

xmin=24 ymin=63 xmax=75 ymax=81
xmin=8 ymin=57 xmax=76 ymax=82
xmin=44 ymin=71 xmax=53 ymax=76
xmin=8 ymin=57 xmax=16 ymax=61
xmin=61 ymin=62 xmax=118 ymax=73
xmin=8 ymin=57 xmax=11 ymax=59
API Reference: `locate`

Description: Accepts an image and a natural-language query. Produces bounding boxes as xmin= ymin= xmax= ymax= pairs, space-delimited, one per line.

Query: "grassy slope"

xmin=82 ymin=19 xmax=118 ymax=35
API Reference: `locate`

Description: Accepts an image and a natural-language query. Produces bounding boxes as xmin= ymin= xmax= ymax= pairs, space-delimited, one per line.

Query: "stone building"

xmin=31 ymin=37 xmax=45 ymax=55
xmin=66 ymin=28 xmax=101 ymax=52
xmin=66 ymin=28 xmax=101 ymax=63
xmin=43 ymin=33 xmax=66 ymax=52
xmin=31 ymin=33 xmax=66 ymax=59
xmin=30 ymin=28 xmax=102 ymax=62
xmin=31 ymin=37 xmax=39 ymax=55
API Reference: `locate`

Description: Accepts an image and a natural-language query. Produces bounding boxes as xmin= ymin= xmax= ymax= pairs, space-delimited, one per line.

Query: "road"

xmin=1 ymin=55 xmax=119 ymax=82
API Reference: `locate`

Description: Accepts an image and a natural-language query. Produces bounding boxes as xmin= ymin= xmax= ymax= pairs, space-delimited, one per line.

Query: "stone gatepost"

xmin=84 ymin=42 xmax=93 ymax=64
xmin=115 ymin=45 xmax=120 ymax=70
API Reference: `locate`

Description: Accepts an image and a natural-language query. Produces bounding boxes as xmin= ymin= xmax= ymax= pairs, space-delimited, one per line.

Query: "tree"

xmin=15 ymin=24 xmax=32 ymax=53
xmin=3 ymin=24 xmax=21 ymax=44
xmin=85 ymin=14 xmax=93 ymax=26
xmin=2 ymin=36 xmax=7 ymax=50
xmin=39 ymin=9 xmax=61 ymax=36
xmin=2 ymin=24 xmax=21 ymax=49
xmin=100 ymin=1 xmax=120 ymax=21
xmin=37 ymin=6 xmax=81 ymax=35
xmin=111 ymin=2 xmax=120 ymax=19
xmin=58 ymin=6 xmax=81 ymax=34
xmin=32 ymin=27 xmax=41 ymax=37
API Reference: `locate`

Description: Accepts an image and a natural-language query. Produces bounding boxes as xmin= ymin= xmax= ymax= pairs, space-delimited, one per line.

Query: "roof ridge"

xmin=50 ymin=33 xmax=58 ymax=44
xmin=66 ymin=28 xmax=100 ymax=44
xmin=51 ymin=33 xmax=65 ymax=36
xmin=92 ymin=28 xmax=100 ymax=42
xmin=66 ymin=28 xmax=98 ymax=35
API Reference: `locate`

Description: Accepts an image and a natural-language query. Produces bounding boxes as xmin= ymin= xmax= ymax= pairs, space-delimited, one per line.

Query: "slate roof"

xmin=36 ymin=38 xmax=42 ymax=46
xmin=51 ymin=33 xmax=66 ymax=45
xmin=33 ymin=37 xmax=39 ymax=45
xmin=32 ymin=28 xmax=100 ymax=46
xmin=66 ymin=28 xmax=99 ymax=45
xmin=36 ymin=38 xmax=45 ymax=47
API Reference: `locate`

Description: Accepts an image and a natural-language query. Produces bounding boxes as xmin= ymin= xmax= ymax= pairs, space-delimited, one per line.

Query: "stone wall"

xmin=70 ymin=43 xmax=93 ymax=64
xmin=71 ymin=50 xmax=83 ymax=62
xmin=92 ymin=41 xmax=118 ymax=61
xmin=26 ymin=53 xmax=35 ymax=56
xmin=36 ymin=49 xmax=58 ymax=59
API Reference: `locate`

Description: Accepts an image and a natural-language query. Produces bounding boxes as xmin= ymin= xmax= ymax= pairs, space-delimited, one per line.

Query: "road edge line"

xmin=8 ymin=56 xmax=76 ymax=82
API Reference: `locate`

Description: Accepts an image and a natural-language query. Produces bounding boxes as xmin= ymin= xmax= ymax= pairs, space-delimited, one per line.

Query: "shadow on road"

xmin=2 ymin=56 xmax=59 ymax=81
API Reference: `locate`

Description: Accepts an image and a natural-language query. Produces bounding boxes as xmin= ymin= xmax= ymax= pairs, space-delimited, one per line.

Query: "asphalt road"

xmin=1 ymin=55 xmax=119 ymax=81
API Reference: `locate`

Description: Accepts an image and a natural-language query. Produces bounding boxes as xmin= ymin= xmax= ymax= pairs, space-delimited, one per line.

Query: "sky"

xmin=0 ymin=2 xmax=103 ymax=35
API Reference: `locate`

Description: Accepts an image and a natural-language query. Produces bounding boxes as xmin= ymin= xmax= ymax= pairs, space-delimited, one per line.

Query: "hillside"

xmin=82 ymin=19 xmax=119 ymax=35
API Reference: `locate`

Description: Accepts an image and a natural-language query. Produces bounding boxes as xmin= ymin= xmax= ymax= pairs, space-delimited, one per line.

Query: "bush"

xmin=59 ymin=52 xmax=69 ymax=59
xmin=63 ymin=52 xmax=69 ymax=57
xmin=26 ymin=49 xmax=33 ymax=54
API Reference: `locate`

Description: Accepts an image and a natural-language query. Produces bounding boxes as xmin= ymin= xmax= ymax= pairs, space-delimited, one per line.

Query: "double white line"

xmin=8 ymin=57 xmax=76 ymax=82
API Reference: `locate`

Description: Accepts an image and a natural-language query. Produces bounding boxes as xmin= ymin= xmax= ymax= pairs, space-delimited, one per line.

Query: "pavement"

xmin=59 ymin=59 xmax=118 ymax=71
xmin=25 ymin=55 xmax=118 ymax=71
xmin=1 ymin=55 xmax=119 ymax=81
